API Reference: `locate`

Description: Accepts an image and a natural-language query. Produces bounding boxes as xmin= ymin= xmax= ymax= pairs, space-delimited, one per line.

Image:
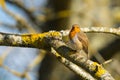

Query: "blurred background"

xmin=0 ymin=0 xmax=120 ymax=80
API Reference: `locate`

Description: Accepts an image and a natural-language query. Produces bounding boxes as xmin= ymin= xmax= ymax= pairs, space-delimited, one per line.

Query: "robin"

xmin=68 ymin=24 xmax=89 ymax=59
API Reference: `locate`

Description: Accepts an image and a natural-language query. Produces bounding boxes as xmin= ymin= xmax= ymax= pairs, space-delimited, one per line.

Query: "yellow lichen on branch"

xmin=89 ymin=62 xmax=107 ymax=78
xmin=0 ymin=31 xmax=61 ymax=49
xmin=21 ymin=31 xmax=62 ymax=48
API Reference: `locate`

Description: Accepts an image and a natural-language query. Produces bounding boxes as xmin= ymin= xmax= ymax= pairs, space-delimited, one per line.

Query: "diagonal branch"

xmin=6 ymin=0 xmax=38 ymax=25
xmin=49 ymin=38 xmax=114 ymax=80
xmin=2 ymin=5 xmax=37 ymax=33
xmin=51 ymin=48 xmax=96 ymax=80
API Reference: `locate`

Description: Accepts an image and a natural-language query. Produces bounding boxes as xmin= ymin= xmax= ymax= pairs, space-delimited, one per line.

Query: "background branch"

xmin=6 ymin=0 xmax=38 ymax=25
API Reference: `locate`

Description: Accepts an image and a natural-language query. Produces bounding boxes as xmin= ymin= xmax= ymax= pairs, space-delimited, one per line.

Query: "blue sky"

xmin=0 ymin=0 xmax=46 ymax=80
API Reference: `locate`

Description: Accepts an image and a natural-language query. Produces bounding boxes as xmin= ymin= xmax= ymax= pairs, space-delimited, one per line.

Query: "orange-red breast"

xmin=69 ymin=24 xmax=89 ymax=58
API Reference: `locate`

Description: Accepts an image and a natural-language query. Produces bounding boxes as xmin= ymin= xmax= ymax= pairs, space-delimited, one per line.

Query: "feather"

xmin=77 ymin=32 xmax=88 ymax=54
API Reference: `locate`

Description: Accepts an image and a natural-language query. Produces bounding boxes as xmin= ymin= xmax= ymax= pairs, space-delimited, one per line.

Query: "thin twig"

xmin=61 ymin=27 xmax=120 ymax=36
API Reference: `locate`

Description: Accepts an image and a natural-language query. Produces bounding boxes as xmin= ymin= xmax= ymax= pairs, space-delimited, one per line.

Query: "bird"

xmin=68 ymin=24 xmax=89 ymax=59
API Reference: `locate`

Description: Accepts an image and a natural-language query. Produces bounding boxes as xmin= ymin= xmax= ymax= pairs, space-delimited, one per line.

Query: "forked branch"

xmin=0 ymin=27 xmax=118 ymax=80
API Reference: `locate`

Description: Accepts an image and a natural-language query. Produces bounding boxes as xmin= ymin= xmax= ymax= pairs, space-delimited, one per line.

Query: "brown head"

xmin=69 ymin=24 xmax=81 ymax=39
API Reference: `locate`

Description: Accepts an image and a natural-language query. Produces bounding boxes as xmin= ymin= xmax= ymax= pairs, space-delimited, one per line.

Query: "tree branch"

xmin=0 ymin=27 xmax=118 ymax=80
xmin=61 ymin=27 xmax=120 ymax=36
xmin=51 ymin=48 xmax=96 ymax=80
xmin=0 ymin=31 xmax=62 ymax=49
xmin=49 ymin=38 xmax=114 ymax=80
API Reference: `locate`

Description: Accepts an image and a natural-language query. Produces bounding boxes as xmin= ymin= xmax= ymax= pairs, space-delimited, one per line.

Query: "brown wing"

xmin=77 ymin=32 xmax=88 ymax=54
